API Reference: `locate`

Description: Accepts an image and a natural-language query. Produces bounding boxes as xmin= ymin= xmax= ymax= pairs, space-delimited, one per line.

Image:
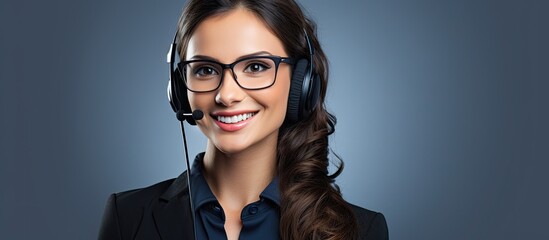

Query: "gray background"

xmin=1 ymin=0 xmax=547 ymax=239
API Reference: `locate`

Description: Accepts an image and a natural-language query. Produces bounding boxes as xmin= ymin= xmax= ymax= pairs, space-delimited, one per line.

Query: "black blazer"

xmin=99 ymin=172 xmax=389 ymax=240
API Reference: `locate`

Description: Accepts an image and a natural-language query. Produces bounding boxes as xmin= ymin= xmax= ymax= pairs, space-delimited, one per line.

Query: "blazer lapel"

xmin=152 ymin=172 xmax=195 ymax=240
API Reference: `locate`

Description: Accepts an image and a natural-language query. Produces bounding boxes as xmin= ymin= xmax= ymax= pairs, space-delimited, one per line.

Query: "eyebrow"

xmin=189 ymin=51 xmax=274 ymax=62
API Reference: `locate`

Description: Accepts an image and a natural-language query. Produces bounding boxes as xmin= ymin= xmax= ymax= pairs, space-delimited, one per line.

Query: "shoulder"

xmin=98 ymin=178 xmax=178 ymax=239
xmin=112 ymin=178 xmax=176 ymax=210
xmin=347 ymin=203 xmax=389 ymax=240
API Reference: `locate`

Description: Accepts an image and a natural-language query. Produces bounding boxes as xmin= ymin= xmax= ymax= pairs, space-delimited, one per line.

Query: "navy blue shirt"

xmin=190 ymin=153 xmax=280 ymax=239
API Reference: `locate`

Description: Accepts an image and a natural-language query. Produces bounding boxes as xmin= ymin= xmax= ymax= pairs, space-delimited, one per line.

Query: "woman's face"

xmin=185 ymin=8 xmax=291 ymax=154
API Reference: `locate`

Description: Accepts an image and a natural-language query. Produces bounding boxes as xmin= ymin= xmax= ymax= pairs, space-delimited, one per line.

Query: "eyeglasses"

xmin=178 ymin=56 xmax=294 ymax=92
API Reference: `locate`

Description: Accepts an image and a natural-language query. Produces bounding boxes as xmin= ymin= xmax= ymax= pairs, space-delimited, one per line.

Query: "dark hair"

xmin=176 ymin=0 xmax=358 ymax=239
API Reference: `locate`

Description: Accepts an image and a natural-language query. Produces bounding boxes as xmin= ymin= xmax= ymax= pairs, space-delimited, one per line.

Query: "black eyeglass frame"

xmin=177 ymin=55 xmax=295 ymax=93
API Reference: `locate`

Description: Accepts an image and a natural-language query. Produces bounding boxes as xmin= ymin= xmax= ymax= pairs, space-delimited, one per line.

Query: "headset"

xmin=167 ymin=28 xmax=321 ymax=125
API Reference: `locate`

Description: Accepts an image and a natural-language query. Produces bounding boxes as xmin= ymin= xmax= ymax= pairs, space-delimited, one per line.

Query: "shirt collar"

xmin=259 ymin=175 xmax=280 ymax=206
xmin=189 ymin=152 xmax=280 ymax=210
xmin=189 ymin=152 xmax=217 ymax=210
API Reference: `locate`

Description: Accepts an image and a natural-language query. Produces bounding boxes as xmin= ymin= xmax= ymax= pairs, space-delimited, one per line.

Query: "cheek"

xmin=187 ymin=91 xmax=214 ymax=127
xmin=187 ymin=91 xmax=197 ymax=109
xmin=263 ymin=72 xmax=291 ymax=119
xmin=187 ymin=91 xmax=208 ymax=110
xmin=187 ymin=91 xmax=213 ymax=135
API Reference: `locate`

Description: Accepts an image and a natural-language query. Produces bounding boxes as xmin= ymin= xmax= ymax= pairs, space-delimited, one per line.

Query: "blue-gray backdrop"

xmin=1 ymin=0 xmax=548 ymax=239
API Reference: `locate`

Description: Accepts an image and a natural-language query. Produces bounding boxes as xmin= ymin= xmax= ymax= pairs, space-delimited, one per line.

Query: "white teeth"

xmin=217 ymin=113 xmax=255 ymax=124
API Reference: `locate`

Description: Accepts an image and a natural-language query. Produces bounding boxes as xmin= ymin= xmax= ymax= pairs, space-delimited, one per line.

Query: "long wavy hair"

xmin=176 ymin=0 xmax=359 ymax=239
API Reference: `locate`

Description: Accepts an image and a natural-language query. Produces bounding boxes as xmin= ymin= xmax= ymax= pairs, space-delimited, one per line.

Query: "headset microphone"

xmin=177 ymin=109 xmax=204 ymax=122
xmin=177 ymin=113 xmax=199 ymax=240
xmin=176 ymin=109 xmax=203 ymax=240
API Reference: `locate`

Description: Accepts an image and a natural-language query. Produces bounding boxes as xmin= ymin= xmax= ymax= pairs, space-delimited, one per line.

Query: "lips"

xmin=211 ymin=111 xmax=258 ymax=132
xmin=216 ymin=112 xmax=255 ymax=124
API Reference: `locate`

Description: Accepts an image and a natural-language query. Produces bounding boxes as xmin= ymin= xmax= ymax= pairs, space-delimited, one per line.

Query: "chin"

xmin=213 ymin=141 xmax=250 ymax=155
xmin=207 ymin=127 xmax=281 ymax=156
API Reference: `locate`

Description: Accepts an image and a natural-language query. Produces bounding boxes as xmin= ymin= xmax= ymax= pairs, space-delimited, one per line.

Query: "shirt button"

xmin=212 ymin=204 xmax=221 ymax=212
xmin=248 ymin=206 xmax=259 ymax=215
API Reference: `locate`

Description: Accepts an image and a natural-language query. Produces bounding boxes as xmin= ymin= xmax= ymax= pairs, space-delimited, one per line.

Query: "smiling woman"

xmin=98 ymin=0 xmax=388 ymax=239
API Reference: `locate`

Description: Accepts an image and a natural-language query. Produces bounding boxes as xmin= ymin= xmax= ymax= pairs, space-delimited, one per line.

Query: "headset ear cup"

xmin=168 ymin=74 xmax=180 ymax=112
xmin=286 ymin=58 xmax=309 ymax=124
xmin=306 ymin=72 xmax=321 ymax=114
xmin=169 ymin=67 xmax=196 ymax=125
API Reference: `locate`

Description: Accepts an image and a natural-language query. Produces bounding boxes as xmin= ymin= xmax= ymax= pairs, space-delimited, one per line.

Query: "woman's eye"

xmin=195 ymin=66 xmax=218 ymax=77
xmin=244 ymin=63 xmax=270 ymax=73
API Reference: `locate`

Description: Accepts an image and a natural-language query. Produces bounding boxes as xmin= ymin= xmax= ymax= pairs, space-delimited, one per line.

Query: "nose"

xmin=215 ymin=69 xmax=245 ymax=107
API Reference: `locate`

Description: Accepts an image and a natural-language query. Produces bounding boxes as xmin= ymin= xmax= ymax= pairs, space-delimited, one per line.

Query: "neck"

xmin=202 ymin=137 xmax=278 ymax=211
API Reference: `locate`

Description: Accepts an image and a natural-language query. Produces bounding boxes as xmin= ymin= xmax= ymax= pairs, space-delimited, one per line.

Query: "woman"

xmin=99 ymin=0 xmax=388 ymax=239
